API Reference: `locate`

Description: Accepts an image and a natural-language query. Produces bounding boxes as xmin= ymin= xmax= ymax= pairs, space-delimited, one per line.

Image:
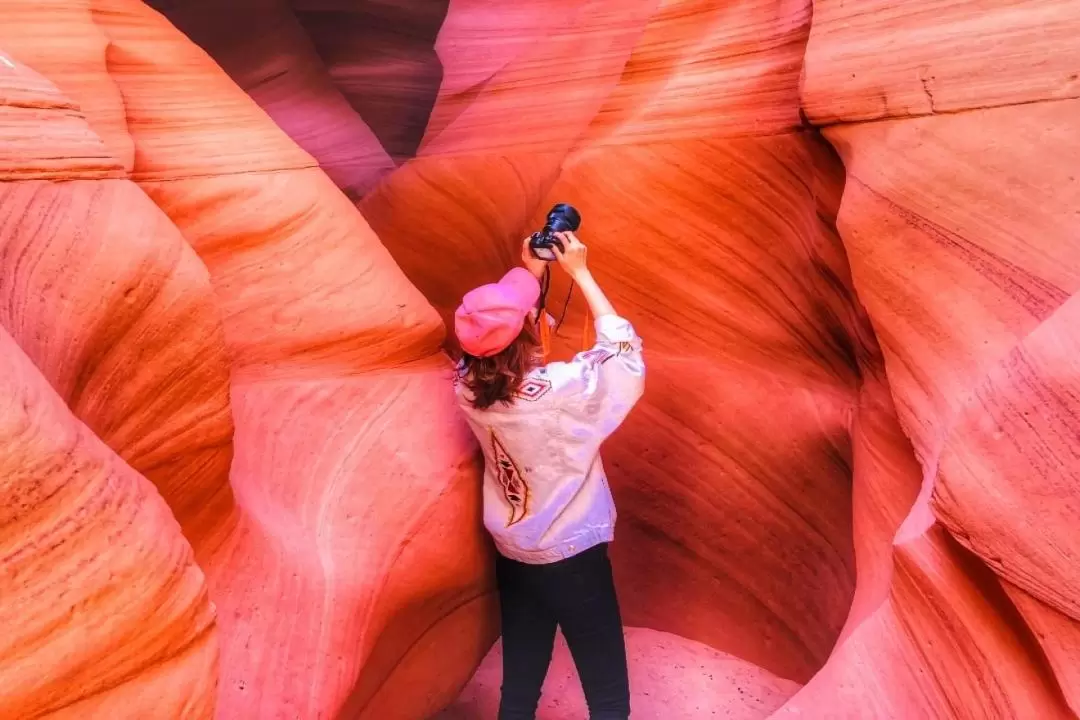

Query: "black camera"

xmin=529 ymin=203 xmax=581 ymax=261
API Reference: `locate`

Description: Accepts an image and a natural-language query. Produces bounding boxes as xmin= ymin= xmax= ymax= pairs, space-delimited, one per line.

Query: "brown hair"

xmin=459 ymin=318 xmax=541 ymax=410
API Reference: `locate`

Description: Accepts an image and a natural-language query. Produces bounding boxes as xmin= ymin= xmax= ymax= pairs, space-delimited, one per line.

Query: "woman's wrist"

xmin=572 ymin=268 xmax=616 ymax=318
xmin=570 ymin=267 xmax=593 ymax=284
xmin=523 ymin=259 xmax=548 ymax=279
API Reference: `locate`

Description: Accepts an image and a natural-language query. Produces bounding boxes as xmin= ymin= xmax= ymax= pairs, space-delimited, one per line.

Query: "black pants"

xmin=495 ymin=542 xmax=630 ymax=720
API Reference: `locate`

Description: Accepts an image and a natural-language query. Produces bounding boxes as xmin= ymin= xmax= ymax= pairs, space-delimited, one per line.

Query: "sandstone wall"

xmin=1 ymin=0 xmax=1077 ymax=718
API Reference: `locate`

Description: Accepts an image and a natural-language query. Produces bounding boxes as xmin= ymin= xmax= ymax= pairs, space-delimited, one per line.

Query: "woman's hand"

xmin=556 ymin=231 xmax=615 ymax=318
xmin=552 ymin=231 xmax=588 ymax=279
xmin=521 ymin=235 xmax=548 ymax=279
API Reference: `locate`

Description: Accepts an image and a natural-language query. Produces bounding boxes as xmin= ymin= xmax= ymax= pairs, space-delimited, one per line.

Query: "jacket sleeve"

xmin=566 ymin=313 xmax=646 ymax=433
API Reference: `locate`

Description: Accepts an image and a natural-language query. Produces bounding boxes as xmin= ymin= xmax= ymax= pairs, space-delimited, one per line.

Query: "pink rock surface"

xmin=437 ymin=627 xmax=801 ymax=720
xmin=0 ymin=325 xmax=218 ymax=717
xmin=774 ymin=365 xmax=1073 ymax=718
xmin=783 ymin=0 xmax=1080 ymax=714
xmin=291 ymin=0 xmax=451 ymax=163
xmin=1 ymin=1 xmax=494 ymax=718
xmin=363 ymin=0 xmax=861 ymax=690
xmin=1 ymin=63 xmax=221 ymax=712
xmin=146 ymin=0 xmax=395 ymax=199
xmin=802 ymin=0 xmax=1080 ymax=123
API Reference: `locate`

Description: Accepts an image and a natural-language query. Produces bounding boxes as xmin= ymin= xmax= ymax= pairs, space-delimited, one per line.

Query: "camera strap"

xmin=537 ymin=266 xmax=552 ymax=358
xmin=581 ymin=306 xmax=592 ymax=349
xmin=537 ymin=266 xmax=593 ymax=361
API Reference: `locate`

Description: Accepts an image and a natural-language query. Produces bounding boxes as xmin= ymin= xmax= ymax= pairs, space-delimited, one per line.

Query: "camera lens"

xmin=545 ymin=203 xmax=581 ymax=234
xmin=529 ymin=203 xmax=581 ymax=261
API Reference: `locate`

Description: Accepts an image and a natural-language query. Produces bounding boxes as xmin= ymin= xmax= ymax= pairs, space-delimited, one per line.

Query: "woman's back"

xmin=455 ymin=314 xmax=645 ymax=563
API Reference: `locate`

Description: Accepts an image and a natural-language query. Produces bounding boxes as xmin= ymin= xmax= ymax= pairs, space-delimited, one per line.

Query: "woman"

xmin=452 ymin=230 xmax=645 ymax=720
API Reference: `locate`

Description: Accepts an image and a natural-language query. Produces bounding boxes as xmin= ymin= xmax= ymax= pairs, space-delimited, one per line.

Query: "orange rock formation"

xmin=1 ymin=0 xmax=1077 ymax=718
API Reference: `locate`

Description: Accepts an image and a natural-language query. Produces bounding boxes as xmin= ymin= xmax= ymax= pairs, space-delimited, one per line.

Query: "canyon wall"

xmin=0 ymin=0 xmax=1077 ymax=718
xmin=780 ymin=0 xmax=1080 ymax=716
xmin=0 ymin=1 xmax=493 ymax=718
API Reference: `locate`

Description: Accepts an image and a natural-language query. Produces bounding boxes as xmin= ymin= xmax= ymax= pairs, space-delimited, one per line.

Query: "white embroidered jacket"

xmin=454 ymin=314 xmax=645 ymax=564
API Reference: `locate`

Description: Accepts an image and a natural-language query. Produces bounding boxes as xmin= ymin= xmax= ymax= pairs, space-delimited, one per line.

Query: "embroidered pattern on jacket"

xmin=513 ymin=377 xmax=552 ymax=402
xmin=580 ymin=348 xmax=615 ymax=365
xmin=490 ymin=430 xmax=529 ymax=526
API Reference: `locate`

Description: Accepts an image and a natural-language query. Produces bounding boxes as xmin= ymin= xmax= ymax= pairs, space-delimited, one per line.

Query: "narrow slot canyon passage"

xmin=0 ymin=1 xmax=1077 ymax=719
xmin=151 ymin=1 xmax=870 ymax=714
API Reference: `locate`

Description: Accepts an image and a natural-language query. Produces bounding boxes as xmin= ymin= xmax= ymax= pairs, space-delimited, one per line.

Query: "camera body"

xmin=529 ymin=203 xmax=581 ymax=261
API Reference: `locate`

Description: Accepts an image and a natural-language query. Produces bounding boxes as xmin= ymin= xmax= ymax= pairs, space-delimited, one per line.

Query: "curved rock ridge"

xmin=773 ymin=344 xmax=1075 ymax=718
xmin=0 ymin=64 xmax=221 ymax=703
xmin=291 ymin=0 xmax=451 ymax=164
xmin=103 ymin=0 xmax=492 ymax=716
xmin=0 ymin=52 xmax=227 ymax=719
xmin=0 ymin=57 xmax=236 ymax=561
xmin=825 ymin=101 xmax=1080 ymax=615
xmin=793 ymin=0 xmax=1080 ymax=715
xmin=145 ymin=0 xmax=395 ymax=200
xmin=802 ymin=0 xmax=1080 ymax=124
xmin=0 ymin=324 xmax=219 ymax=718
xmin=0 ymin=1 xmax=494 ymax=718
xmin=0 ymin=55 xmax=122 ymax=180
xmin=148 ymin=0 xmax=452 ymax=191
xmin=0 ymin=0 xmax=134 ymax=170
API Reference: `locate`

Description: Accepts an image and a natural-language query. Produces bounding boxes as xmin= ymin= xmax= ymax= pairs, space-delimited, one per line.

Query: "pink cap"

xmin=454 ymin=267 xmax=541 ymax=357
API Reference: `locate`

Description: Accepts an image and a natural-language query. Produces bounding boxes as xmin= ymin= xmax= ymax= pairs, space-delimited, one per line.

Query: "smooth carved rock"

xmin=819 ymin=100 xmax=1080 ymax=711
xmin=778 ymin=529 xmax=1074 ymax=719
xmin=421 ymin=0 xmax=658 ymax=157
xmin=0 ymin=0 xmax=134 ymax=170
xmin=1 ymin=1 xmax=493 ymax=718
xmin=0 ymin=55 xmax=228 ymax=719
xmin=800 ymin=11 xmax=1080 ymax=715
xmin=0 ymin=177 xmax=238 ymax=559
xmin=437 ymin=627 xmax=801 ymax=719
xmin=0 ymin=324 xmax=218 ymax=717
xmin=571 ymin=0 xmax=812 ymax=147
xmin=365 ymin=0 xmax=861 ymax=687
xmin=774 ymin=362 xmax=1074 ymax=718
xmin=147 ymin=0 xmax=395 ymax=200
xmin=419 ymin=0 xmax=809 ymax=158
xmin=802 ymin=0 xmax=1080 ymax=123
xmin=291 ymin=0 xmax=451 ymax=164
xmin=1006 ymin=582 xmax=1080 ymax=715
xmin=935 ymin=290 xmax=1080 ymax=620
xmin=0 ymin=54 xmax=122 ymax=180
xmin=3 ymin=0 xmax=1080 ymax=717
xmin=97 ymin=2 xmax=493 ymax=717
xmin=0 ymin=54 xmax=236 ymax=559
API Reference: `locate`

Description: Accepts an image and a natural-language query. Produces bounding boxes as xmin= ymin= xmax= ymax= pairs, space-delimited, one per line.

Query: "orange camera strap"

xmin=539 ymin=309 xmax=589 ymax=361
xmin=538 ymin=266 xmax=553 ymax=359
xmin=539 ymin=310 xmax=552 ymax=358
xmin=538 ymin=281 xmax=592 ymax=362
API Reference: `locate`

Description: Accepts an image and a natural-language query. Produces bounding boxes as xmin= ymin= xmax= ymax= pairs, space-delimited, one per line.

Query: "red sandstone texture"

xmin=0 ymin=0 xmax=1077 ymax=718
